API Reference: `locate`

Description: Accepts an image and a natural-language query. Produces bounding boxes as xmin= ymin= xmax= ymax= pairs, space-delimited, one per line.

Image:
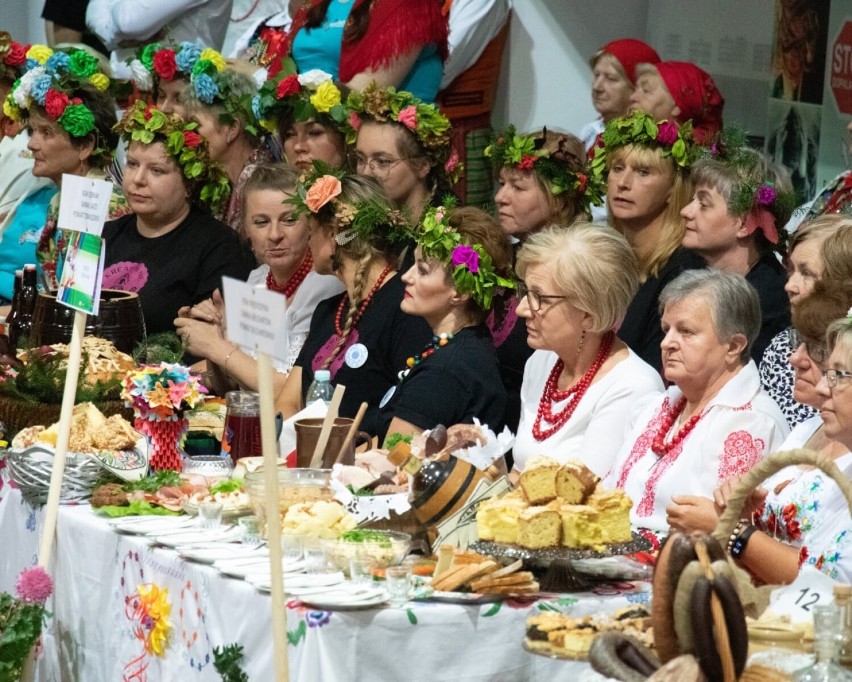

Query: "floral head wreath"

xmin=485 ymin=125 xmax=605 ymax=211
xmin=589 ymin=110 xmax=697 ymax=180
xmin=0 ymin=32 xmax=27 ymax=83
xmin=703 ymin=128 xmax=800 ymax=248
xmin=4 ymin=45 xmax=112 ymax=139
xmin=416 ymin=201 xmax=516 ymax=310
xmin=288 ymin=163 xmax=410 ymax=247
xmin=255 ymin=68 xmax=347 ymax=136
xmin=117 ymin=100 xmax=231 ymax=215
xmin=345 ymin=82 xmax=460 ymax=180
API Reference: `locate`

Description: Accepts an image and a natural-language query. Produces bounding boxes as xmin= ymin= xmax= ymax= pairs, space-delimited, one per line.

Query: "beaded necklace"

xmin=265 ymin=251 xmax=314 ymax=299
xmin=334 ymin=265 xmax=394 ymax=336
xmin=650 ymin=396 xmax=704 ymax=456
xmin=532 ymin=331 xmax=615 ymax=441
xmin=398 ymin=332 xmax=455 ymax=382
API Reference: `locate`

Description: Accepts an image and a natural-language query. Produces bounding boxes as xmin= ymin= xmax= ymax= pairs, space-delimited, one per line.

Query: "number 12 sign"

xmin=770 ymin=566 xmax=839 ymax=620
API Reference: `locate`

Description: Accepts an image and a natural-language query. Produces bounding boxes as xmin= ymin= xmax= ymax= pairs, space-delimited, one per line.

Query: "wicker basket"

xmin=0 ymin=396 xmax=132 ymax=439
xmin=5 ymin=446 xmax=115 ymax=505
xmin=712 ymin=447 xmax=852 ymax=617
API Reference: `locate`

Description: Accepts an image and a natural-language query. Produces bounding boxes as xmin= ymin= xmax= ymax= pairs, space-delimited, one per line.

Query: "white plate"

xmin=249 ymin=570 xmax=345 ymax=593
xmin=109 ymin=516 xmax=197 ymax=535
xmin=179 ymin=545 xmax=267 ymax=564
xmin=301 ymin=586 xmax=390 ymax=610
xmin=153 ymin=527 xmax=242 ymax=547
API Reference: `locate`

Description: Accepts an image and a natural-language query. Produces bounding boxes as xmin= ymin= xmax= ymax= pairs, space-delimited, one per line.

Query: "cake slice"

xmin=475 ymin=490 xmax=528 ymax=543
xmin=517 ymin=505 xmax=561 ymax=549
xmin=555 ymin=461 xmax=600 ymax=504
xmin=560 ymin=503 xmax=603 ymax=549
xmin=588 ymin=488 xmax=633 ymax=544
xmin=519 ymin=455 xmax=559 ymax=504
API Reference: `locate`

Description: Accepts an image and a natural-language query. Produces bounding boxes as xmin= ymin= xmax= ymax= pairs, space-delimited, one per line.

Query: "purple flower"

xmin=451 ymin=245 xmax=479 ymax=273
xmin=16 ymin=566 xmax=53 ymax=603
xmin=656 ymin=121 xmax=679 ymax=145
xmin=306 ymin=610 xmax=331 ymax=627
xmin=756 ymin=184 xmax=776 ymax=206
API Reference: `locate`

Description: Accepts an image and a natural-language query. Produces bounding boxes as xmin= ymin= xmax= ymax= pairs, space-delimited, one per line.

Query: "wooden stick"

xmin=309 ymin=384 xmax=345 ymax=468
xmin=257 ymin=352 xmax=289 ymax=681
xmin=335 ymin=401 xmax=367 ymax=465
xmin=38 ymin=310 xmax=86 ymax=567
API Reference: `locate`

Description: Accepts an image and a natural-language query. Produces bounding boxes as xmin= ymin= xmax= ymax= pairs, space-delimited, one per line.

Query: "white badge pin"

xmin=345 ymin=342 xmax=368 ymax=368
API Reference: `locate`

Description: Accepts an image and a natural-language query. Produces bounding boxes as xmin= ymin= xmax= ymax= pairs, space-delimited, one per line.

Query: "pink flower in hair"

xmin=396 ymin=105 xmax=417 ymax=131
xmin=348 ymin=111 xmax=361 ymax=131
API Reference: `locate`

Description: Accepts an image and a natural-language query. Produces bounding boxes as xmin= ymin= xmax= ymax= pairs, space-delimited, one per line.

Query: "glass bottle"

xmin=9 ymin=264 xmax=38 ymax=350
xmin=836 ymin=584 xmax=852 ymax=669
xmin=305 ymin=369 xmax=334 ymax=406
xmin=793 ymin=604 xmax=852 ymax=681
xmin=6 ymin=269 xmax=23 ymax=349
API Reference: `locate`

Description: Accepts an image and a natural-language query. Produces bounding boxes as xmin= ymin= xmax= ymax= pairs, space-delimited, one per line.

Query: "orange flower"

xmin=304 ymin=175 xmax=342 ymax=213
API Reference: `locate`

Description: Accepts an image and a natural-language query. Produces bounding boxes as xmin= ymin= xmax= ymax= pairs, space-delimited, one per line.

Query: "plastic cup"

xmin=198 ymin=501 xmax=223 ymax=530
xmin=349 ymin=557 xmax=376 ymax=585
xmin=239 ymin=515 xmax=261 ymax=546
xmin=385 ymin=565 xmax=411 ymax=606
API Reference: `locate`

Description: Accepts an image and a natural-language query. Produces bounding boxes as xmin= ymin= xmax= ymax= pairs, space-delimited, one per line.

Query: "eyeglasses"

xmin=352 ymin=154 xmax=408 ymax=177
xmin=823 ymin=368 xmax=852 ymax=388
xmin=516 ymin=282 xmax=567 ymax=312
xmin=789 ymin=328 xmax=828 ymax=364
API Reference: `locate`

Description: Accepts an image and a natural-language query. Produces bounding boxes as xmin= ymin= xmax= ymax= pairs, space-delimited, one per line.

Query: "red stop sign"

xmin=832 ymin=21 xmax=852 ymax=114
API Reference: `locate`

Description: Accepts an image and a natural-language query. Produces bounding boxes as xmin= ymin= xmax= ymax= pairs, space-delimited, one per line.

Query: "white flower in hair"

xmin=14 ymin=67 xmax=45 ymax=107
xmin=297 ymin=69 xmax=333 ymax=90
xmin=129 ymin=59 xmax=153 ymax=92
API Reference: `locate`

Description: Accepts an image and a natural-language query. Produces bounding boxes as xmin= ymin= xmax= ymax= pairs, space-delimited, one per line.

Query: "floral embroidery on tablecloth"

xmin=286 ymin=600 xmax=332 ymax=646
xmin=717 ymin=430 xmax=765 ymax=481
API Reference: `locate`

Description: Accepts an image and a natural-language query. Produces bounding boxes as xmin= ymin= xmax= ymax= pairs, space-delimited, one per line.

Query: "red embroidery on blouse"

xmin=717 ymin=430 xmax=765 ymax=481
xmin=733 ymin=401 xmax=753 ymax=412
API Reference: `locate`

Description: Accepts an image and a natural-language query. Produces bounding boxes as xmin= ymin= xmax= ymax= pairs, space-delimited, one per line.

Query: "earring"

xmin=576 ymin=329 xmax=585 ymax=357
xmin=225 ymin=133 xmax=234 ymax=144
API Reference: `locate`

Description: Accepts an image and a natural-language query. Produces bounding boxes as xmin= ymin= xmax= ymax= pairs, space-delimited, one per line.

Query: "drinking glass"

xmin=349 ymin=558 xmax=376 ymax=585
xmin=304 ymin=541 xmax=328 ymax=574
xmin=281 ymin=534 xmax=304 ymax=564
xmin=198 ymin=501 xmax=224 ymax=530
xmin=385 ymin=565 xmax=411 ymax=607
xmin=239 ymin=515 xmax=261 ymax=546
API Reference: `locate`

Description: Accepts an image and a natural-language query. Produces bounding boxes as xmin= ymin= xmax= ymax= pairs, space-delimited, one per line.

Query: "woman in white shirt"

xmin=512 ymin=223 xmax=663 ymax=477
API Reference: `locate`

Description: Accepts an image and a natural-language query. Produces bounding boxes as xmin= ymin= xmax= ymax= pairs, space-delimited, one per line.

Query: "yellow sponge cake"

xmin=555 ymin=461 xmax=600 ymax=504
xmin=517 ymin=505 xmax=561 ymax=549
xmin=560 ymin=504 xmax=603 ymax=549
xmin=588 ymin=489 xmax=632 ymax=544
xmin=476 ymin=491 xmax=528 ymax=543
xmin=519 ymin=456 xmax=560 ymax=505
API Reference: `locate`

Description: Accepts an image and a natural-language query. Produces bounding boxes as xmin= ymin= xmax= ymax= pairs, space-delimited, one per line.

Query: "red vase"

xmin=134 ymin=411 xmax=187 ymax=472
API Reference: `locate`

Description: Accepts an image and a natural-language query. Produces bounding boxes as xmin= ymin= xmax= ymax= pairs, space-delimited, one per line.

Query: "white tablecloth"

xmin=0 ymin=471 xmax=650 ymax=681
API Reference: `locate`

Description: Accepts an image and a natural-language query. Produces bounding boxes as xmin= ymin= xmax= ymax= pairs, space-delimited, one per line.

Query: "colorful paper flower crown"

xmin=117 ymin=101 xmax=232 ymax=215
xmin=121 ymin=362 xmax=207 ymax=419
xmin=346 ymin=82 xmax=454 ymax=167
xmin=4 ymin=45 xmax=111 ymax=139
xmin=589 ymin=111 xmax=697 ymax=179
xmin=416 ymin=201 xmax=516 ymax=310
xmin=255 ymin=68 xmax=348 ymax=136
xmin=0 ymin=32 xmax=27 ymax=82
xmin=289 ymin=163 xmax=410 ymax=247
xmin=485 ymin=125 xmax=605 ymax=211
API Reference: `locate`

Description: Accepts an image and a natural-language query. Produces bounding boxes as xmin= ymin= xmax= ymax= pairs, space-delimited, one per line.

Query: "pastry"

xmin=517 ymin=505 xmax=561 ymax=549
xmin=475 ymin=490 xmax=527 ymax=543
xmin=518 ymin=455 xmax=559 ymax=505
xmin=588 ymin=488 xmax=633 ymax=544
xmin=560 ymin=503 xmax=603 ymax=549
xmin=555 ymin=460 xmax=599 ymax=504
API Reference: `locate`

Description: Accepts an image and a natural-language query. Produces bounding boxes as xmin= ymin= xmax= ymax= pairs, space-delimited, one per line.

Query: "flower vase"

xmin=134 ymin=410 xmax=188 ymax=472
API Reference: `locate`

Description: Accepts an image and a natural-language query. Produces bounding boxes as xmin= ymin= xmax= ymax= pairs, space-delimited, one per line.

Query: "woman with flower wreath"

xmin=255 ymin=68 xmax=348 ymax=173
xmin=603 ymin=269 xmax=788 ymax=545
xmin=4 ymin=44 xmax=131 ymax=291
xmin=347 ymin=82 xmax=456 ymax=228
xmin=277 ymin=169 xmax=432 ymax=439
xmin=484 ymin=125 xmax=603 ymax=433
xmin=101 ymin=101 xmax=254 ymax=336
xmin=378 ymin=203 xmax=513 ymax=440
xmin=592 ymin=110 xmax=705 ymax=372
xmin=174 ymin=163 xmax=344 ymax=394
xmin=711 ymin=282 xmax=852 ymax=583
xmin=681 ymin=146 xmax=794 ymax=363
xmin=512 ymin=224 xmax=664 ymax=477
xmin=183 ymin=59 xmax=274 ymax=232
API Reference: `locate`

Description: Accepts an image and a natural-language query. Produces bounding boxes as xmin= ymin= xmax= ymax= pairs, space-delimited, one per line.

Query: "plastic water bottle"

xmin=306 ymin=369 xmax=334 ymax=406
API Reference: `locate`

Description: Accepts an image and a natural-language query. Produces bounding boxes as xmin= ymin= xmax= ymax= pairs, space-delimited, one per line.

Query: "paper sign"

xmin=57 ymin=174 xmax=112 ymax=235
xmin=434 ymin=476 xmax=512 ymax=549
xmin=56 ymin=233 xmax=105 ymax=315
xmin=222 ymin=276 xmax=287 ymax=361
xmin=769 ymin=566 xmax=839 ymax=621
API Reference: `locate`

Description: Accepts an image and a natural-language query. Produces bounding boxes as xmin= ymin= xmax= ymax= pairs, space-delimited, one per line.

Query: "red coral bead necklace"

xmin=532 ymin=331 xmax=615 ymax=441
xmin=334 ymin=265 xmax=394 ymax=336
xmin=266 ymin=250 xmax=314 ymax=299
xmin=650 ymin=396 xmax=704 ymax=456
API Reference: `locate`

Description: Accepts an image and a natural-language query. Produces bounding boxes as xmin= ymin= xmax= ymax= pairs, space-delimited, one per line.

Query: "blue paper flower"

xmin=251 ymin=94 xmax=262 ymax=121
xmin=30 ymin=75 xmax=53 ymax=106
xmin=44 ymin=51 xmax=71 ymax=75
xmin=25 ymin=58 xmax=39 ymax=72
xmin=193 ymin=74 xmax=219 ymax=104
xmin=176 ymin=42 xmax=202 ymax=73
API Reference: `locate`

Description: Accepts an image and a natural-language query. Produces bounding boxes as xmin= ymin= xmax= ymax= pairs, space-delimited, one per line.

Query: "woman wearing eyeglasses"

xmin=712 ymin=281 xmax=852 ymax=583
xmin=511 ymin=224 xmax=664 ymax=477
xmin=347 ymin=83 xmax=455 ymax=226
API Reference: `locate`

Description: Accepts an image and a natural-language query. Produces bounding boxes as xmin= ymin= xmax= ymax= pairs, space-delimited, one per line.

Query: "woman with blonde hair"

xmin=592 ymin=110 xmax=703 ymax=371
xmin=276 ymin=170 xmax=431 ymax=438
xmin=512 ymin=223 xmax=663 ymax=476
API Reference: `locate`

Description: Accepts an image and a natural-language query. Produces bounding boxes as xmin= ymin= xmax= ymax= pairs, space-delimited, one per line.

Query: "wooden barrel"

xmin=32 ymin=289 xmax=146 ymax=355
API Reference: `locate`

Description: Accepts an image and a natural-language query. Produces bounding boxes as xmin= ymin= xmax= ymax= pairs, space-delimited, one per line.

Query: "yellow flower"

xmin=200 ymin=48 xmax=226 ymax=72
xmin=310 ymin=81 xmax=341 ymax=113
xmin=137 ymin=584 xmax=172 ymax=657
xmin=26 ymin=45 xmax=53 ymax=64
xmin=260 ymin=118 xmax=277 ymax=133
xmin=3 ymin=99 xmax=20 ymax=121
xmin=89 ymin=73 xmax=110 ymax=91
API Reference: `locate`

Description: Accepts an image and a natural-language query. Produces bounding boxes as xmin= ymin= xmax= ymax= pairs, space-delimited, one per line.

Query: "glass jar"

xmin=220 ymin=390 xmax=262 ymax=462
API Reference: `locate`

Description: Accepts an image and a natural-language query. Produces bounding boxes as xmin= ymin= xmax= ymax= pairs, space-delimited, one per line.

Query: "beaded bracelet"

xmin=726 ymin=517 xmax=751 ymax=554
xmin=729 ymin=524 xmax=759 ymax=559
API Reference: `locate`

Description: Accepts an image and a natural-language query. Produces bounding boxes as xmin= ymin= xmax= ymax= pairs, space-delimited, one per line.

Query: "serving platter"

xmin=414 ymin=590 xmax=504 ymax=605
xmin=469 ymin=533 xmax=651 ymax=567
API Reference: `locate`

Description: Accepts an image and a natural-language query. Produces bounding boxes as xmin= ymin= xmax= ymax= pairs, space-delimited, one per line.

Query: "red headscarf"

xmin=656 ymin=61 xmax=725 ymax=145
xmin=595 ymin=39 xmax=661 ymax=85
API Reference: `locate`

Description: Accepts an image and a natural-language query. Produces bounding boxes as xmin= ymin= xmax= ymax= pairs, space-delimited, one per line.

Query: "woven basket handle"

xmin=712 ymin=448 xmax=852 ymax=544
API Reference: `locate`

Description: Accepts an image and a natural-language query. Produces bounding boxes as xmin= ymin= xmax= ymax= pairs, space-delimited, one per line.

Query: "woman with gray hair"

xmin=605 ymin=269 xmax=789 ymax=545
xmin=512 ymin=224 xmax=664 ymax=477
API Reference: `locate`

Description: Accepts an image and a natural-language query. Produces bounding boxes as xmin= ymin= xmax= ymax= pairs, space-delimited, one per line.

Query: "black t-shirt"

xmin=618 ymin=247 xmax=706 ymax=372
xmin=101 ymin=208 xmax=254 ymax=335
xmin=379 ymin=324 xmax=508 ymax=438
xmin=746 ymin=251 xmax=791 ymax=364
xmin=296 ymin=274 xmax=432 ymax=438
xmin=487 ymin=295 xmax=532 ymax=434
